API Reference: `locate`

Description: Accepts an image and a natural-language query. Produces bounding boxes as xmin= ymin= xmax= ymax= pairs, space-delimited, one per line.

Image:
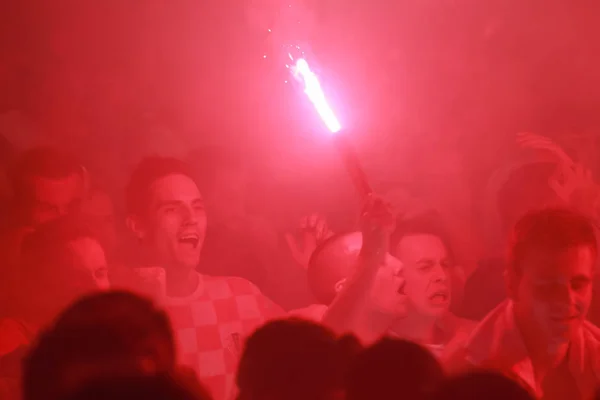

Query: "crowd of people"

xmin=0 ymin=133 xmax=599 ymax=400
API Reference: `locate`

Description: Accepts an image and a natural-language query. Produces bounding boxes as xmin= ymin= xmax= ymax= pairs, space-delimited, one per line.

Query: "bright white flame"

xmin=292 ymin=58 xmax=341 ymax=133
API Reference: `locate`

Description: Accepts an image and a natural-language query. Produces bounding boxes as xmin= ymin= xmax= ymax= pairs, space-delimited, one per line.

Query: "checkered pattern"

xmin=163 ymin=275 xmax=283 ymax=400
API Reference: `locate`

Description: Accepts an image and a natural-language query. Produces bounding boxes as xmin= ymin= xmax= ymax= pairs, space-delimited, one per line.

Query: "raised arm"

xmin=322 ymin=195 xmax=405 ymax=344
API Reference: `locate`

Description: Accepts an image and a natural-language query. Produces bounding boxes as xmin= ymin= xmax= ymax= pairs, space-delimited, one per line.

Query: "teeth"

xmin=179 ymin=235 xmax=198 ymax=240
xmin=430 ymin=293 xmax=448 ymax=300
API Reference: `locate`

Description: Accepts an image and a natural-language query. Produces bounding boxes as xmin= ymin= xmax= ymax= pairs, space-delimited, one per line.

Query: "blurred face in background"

xmin=27 ymin=173 xmax=85 ymax=228
xmin=68 ymin=237 xmax=110 ymax=290
xmin=394 ymin=234 xmax=452 ymax=318
xmin=20 ymin=236 xmax=109 ymax=323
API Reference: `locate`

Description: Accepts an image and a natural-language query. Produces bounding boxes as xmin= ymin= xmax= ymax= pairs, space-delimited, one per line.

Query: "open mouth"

xmin=428 ymin=291 xmax=450 ymax=305
xmin=178 ymin=233 xmax=200 ymax=248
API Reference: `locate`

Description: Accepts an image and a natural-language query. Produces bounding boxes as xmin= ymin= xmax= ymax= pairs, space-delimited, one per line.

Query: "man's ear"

xmin=334 ymin=278 xmax=347 ymax=294
xmin=126 ymin=215 xmax=147 ymax=240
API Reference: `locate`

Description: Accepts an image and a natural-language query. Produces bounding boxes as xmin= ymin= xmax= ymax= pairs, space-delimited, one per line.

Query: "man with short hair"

xmin=292 ymin=196 xmax=406 ymax=345
xmin=388 ymin=214 xmax=474 ymax=357
xmin=460 ymin=162 xmax=562 ymax=320
xmin=0 ymin=146 xmax=88 ymax=315
xmin=8 ymin=146 xmax=87 ymax=228
xmin=444 ymin=208 xmax=600 ymax=400
xmin=296 ymin=213 xmax=472 ymax=354
xmin=124 ymin=156 xmax=283 ymax=400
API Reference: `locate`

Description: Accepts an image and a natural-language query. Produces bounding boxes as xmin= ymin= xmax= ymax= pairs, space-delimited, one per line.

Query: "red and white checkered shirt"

xmin=162 ymin=273 xmax=283 ymax=400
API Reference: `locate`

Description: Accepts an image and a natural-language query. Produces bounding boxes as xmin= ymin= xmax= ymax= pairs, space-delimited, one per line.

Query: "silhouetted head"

xmin=60 ymin=373 xmax=210 ymax=400
xmin=23 ymin=291 xmax=176 ymax=400
xmin=237 ymin=319 xmax=351 ymax=400
xmin=430 ymin=370 xmax=534 ymax=400
xmin=345 ymin=337 xmax=444 ymax=400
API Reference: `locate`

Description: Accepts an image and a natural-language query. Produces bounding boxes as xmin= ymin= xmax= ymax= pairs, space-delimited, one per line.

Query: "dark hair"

xmin=23 ymin=291 xmax=176 ymax=400
xmin=52 ymin=290 xmax=175 ymax=364
xmin=346 ymin=338 xmax=444 ymax=400
xmin=59 ymin=373 xmax=210 ymax=400
xmin=390 ymin=211 xmax=454 ymax=261
xmin=307 ymin=232 xmax=363 ymax=305
xmin=237 ymin=318 xmax=349 ymax=400
xmin=508 ymin=207 xmax=597 ymax=278
xmin=430 ymin=370 xmax=534 ymax=400
xmin=9 ymin=146 xmax=83 ymax=201
xmin=126 ymin=156 xmax=197 ymax=217
xmin=16 ymin=217 xmax=103 ymax=323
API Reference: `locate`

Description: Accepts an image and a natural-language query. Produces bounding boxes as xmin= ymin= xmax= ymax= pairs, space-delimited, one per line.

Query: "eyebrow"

xmin=155 ymin=198 xmax=204 ymax=210
xmin=155 ymin=200 xmax=183 ymax=210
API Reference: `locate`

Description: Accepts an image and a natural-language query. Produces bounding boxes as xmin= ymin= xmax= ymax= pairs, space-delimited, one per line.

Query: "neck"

xmin=164 ymin=267 xmax=200 ymax=298
xmin=514 ymin=308 xmax=569 ymax=380
xmin=390 ymin=310 xmax=439 ymax=344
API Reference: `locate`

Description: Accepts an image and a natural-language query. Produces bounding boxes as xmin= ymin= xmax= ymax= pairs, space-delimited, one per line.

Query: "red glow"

xmin=292 ymin=58 xmax=342 ymax=133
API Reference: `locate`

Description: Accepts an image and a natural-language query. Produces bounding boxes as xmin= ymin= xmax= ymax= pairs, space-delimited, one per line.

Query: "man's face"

xmin=395 ymin=234 xmax=452 ymax=318
xmin=28 ymin=173 xmax=85 ymax=227
xmin=144 ymin=174 xmax=207 ymax=271
xmin=68 ymin=237 xmax=110 ymax=290
xmin=513 ymin=245 xmax=595 ymax=349
xmin=324 ymin=233 xmax=405 ymax=316
xmin=369 ymin=254 xmax=406 ymax=316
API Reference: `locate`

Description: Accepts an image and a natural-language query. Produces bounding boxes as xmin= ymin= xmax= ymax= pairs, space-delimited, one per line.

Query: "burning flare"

xmin=292 ymin=58 xmax=342 ymax=133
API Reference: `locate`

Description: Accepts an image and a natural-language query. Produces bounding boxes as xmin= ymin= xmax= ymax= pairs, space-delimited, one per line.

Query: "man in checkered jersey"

xmin=124 ymin=156 xmax=284 ymax=400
